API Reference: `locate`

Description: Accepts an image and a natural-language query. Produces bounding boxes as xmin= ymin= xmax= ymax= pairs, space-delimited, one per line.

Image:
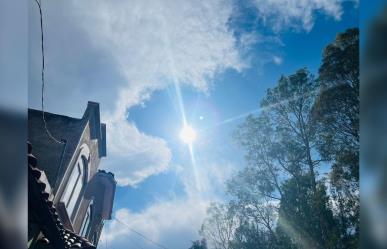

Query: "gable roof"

xmin=28 ymin=101 xmax=107 ymax=190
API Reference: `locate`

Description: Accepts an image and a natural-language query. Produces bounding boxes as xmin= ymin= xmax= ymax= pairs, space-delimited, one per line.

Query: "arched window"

xmin=61 ymin=144 xmax=90 ymax=220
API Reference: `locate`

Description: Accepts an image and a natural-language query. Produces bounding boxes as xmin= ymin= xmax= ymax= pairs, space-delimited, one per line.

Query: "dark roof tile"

xmin=29 ymin=142 xmax=96 ymax=249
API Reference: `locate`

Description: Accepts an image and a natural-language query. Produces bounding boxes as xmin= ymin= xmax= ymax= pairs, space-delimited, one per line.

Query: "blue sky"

xmin=114 ymin=0 xmax=357 ymax=214
xmin=28 ymin=0 xmax=358 ymax=248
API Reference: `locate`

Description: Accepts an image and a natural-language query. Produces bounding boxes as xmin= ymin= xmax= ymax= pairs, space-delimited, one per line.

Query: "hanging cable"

xmin=34 ymin=0 xmax=64 ymax=144
xmin=106 ymin=219 xmax=145 ymax=249
xmin=114 ymin=218 xmax=170 ymax=249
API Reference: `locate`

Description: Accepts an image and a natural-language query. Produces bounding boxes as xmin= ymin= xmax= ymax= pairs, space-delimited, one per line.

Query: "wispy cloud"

xmin=250 ymin=0 xmax=345 ymax=32
xmin=273 ymin=55 xmax=283 ymax=65
xmin=102 ymin=198 xmax=208 ymax=249
xmin=101 ymin=158 xmax=238 ymax=249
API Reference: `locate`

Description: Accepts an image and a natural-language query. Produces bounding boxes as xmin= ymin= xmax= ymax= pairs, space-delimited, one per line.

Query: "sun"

xmin=179 ymin=125 xmax=197 ymax=144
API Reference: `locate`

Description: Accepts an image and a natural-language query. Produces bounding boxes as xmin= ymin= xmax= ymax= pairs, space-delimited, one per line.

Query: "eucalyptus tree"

xmin=312 ymin=28 xmax=360 ymax=248
xmin=200 ymin=28 xmax=360 ymax=249
xmin=233 ymin=68 xmax=338 ymax=248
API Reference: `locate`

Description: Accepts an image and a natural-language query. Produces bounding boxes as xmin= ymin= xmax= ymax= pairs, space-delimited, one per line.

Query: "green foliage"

xmin=189 ymin=239 xmax=208 ymax=249
xmin=277 ymin=176 xmax=339 ymax=249
xmin=318 ymin=28 xmax=359 ymax=89
xmin=232 ymin=222 xmax=278 ymax=249
xmin=313 ymin=28 xmax=360 ymax=248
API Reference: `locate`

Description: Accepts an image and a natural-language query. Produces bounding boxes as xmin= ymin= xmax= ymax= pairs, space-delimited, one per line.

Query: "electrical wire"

xmin=114 ymin=218 xmax=170 ymax=249
xmin=34 ymin=0 xmax=64 ymax=144
xmin=104 ymin=219 xmax=145 ymax=249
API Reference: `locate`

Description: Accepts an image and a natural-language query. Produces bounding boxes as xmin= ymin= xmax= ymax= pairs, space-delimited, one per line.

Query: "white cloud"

xmin=70 ymin=0 xmax=245 ymax=185
xmin=27 ymin=1 xmax=357 ymax=247
xmin=251 ymin=0 xmax=344 ymax=32
xmin=28 ymin=0 xmax=354 ymax=186
xmin=101 ymin=158 xmax=238 ymax=249
xmin=102 ymin=198 xmax=208 ymax=249
xmin=74 ymin=0 xmax=245 ymax=93
xmin=29 ymin=0 xmax=245 ymax=186
xmin=103 ymin=114 xmax=172 ymax=186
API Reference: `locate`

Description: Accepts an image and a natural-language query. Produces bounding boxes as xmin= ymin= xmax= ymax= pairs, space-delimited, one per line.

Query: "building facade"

xmin=28 ymin=102 xmax=116 ymax=249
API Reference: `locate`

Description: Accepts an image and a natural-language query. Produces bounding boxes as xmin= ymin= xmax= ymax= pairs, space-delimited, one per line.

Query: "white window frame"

xmin=61 ymin=144 xmax=90 ymax=221
xmin=80 ymin=200 xmax=93 ymax=237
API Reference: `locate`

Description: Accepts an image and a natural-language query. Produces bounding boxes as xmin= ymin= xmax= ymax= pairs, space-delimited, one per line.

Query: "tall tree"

xmin=312 ymin=28 xmax=359 ymax=248
xmin=235 ymin=69 xmax=321 ymax=192
xmin=233 ymin=68 xmax=338 ymax=248
xmin=200 ymin=28 xmax=360 ymax=249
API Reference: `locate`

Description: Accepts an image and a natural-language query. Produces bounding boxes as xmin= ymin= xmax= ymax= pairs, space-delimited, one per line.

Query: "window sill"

xmin=56 ymin=202 xmax=74 ymax=232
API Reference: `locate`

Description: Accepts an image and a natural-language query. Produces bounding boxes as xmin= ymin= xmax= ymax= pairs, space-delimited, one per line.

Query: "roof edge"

xmin=82 ymin=102 xmax=106 ymax=158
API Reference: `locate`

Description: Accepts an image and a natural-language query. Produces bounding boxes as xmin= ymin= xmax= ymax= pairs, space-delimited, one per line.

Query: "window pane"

xmin=81 ymin=207 xmax=91 ymax=236
xmin=61 ymin=162 xmax=80 ymax=207
xmin=67 ymin=163 xmax=83 ymax=217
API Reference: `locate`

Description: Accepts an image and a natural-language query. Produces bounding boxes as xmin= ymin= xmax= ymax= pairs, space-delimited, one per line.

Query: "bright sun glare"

xmin=179 ymin=125 xmax=197 ymax=144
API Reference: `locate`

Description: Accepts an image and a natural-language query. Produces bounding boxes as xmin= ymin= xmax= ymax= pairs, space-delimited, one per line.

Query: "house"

xmin=28 ymin=102 xmax=116 ymax=249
